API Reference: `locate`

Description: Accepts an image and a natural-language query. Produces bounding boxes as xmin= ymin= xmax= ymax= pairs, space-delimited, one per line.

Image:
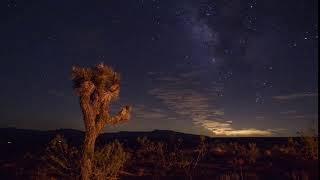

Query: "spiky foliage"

xmin=135 ymin=136 xmax=207 ymax=178
xmin=71 ymin=63 xmax=132 ymax=180
xmin=37 ymin=136 xmax=129 ymax=179
xmin=71 ymin=64 xmax=131 ymax=129
xmin=246 ymin=143 xmax=260 ymax=164
xmin=229 ymin=143 xmax=260 ymax=165
xmin=298 ymin=131 xmax=318 ymax=160
xmin=92 ymin=140 xmax=129 ymax=180
xmin=40 ymin=135 xmax=80 ymax=178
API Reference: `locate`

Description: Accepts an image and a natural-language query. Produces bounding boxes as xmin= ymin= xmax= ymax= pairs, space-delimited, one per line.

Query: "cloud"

xmin=179 ymin=69 xmax=208 ymax=78
xmin=291 ymin=115 xmax=306 ymax=119
xmin=272 ymin=93 xmax=318 ymax=101
xmin=255 ymin=116 xmax=265 ymax=120
xmin=148 ymin=88 xmax=213 ymax=116
xmin=133 ymin=105 xmax=168 ymax=120
xmin=280 ymin=110 xmax=297 ymax=115
xmin=213 ymin=109 xmax=225 ymax=116
xmin=193 ymin=117 xmax=285 ymax=136
xmin=148 ymin=72 xmax=283 ymax=136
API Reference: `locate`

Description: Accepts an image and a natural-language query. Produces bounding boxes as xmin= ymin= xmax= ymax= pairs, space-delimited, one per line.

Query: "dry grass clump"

xmin=36 ymin=135 xmax=129 ymax=179
xmin=39 ymin=135 xmax=80 ymax=178
xmin=274 ymin=133 xmax=318 ymax=160
xmin=217 ymin=171 xmax=259 ymax=180
xmin=285 ymin=170 xmax=310 ymax=180
xmin=224 ymin=142 xmax=260 ymax=180
xmin=229 ymin=142 xmax=260 ymax=164
xmin=246 ymin=143 xmax=260 ymax=164
xmin=136 ymin=136 xmax=177 ymax=176
xmin=298 ymin=132 xmax=318 ymax=160
xmin=135 ymin=135 xmax=208 ymax=178
xmin=210 ymin=143 xmax=228 ymax=155
xmin=92 ymin=140 xmax=129 ymax=180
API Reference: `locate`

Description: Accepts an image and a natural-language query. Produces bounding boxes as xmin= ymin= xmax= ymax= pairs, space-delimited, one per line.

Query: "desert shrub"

xmin=38 ymin=135 xmax=129 ymax=179
xmin=247 ymin=143 xmax=259 ymax=164
xmin=280 ymin=132 xmax=318 ymax=160
xmin=217 ymin=171 xmax=259 ymax=180
xmin=229 ymin=143 xmax=260 ymax=180
xmin=92 ymin=140 xmax=129 ymax=180
xmin=229 ymin=143 xmax=246 ymax=156
xmin=276 ymin=137 xmax=303 ymax=158
xmin=229 ymin=143 xmax=260 ymax=164
xmin=218 ymin=172 xmax=241 ymax=180
xmin=210 ymin=143 xmax=227 ymax=155
xmin=208 ymin=142 xmax=228 ymax=157
xmin=298 ymin=132 xmax=318 ymax=160
xmin=286 ymin=137 xmax=299 ymax=155
xmin=285 ymin=170 xmax=310 ymax=180
xmin=135 ymin=136 xmax=208 ymax=178
xmin=176 ymin=135 xmax=207 ymax=178
xmin=271 ymin=142 xmax=297 ymax=158
xmin=136 ymin=136 xmax=174 ymax=176
xmin=264 ymin=149 xmax=272 ymax=157
xmin=14 ymin=152 xmax=38 ymax=178
xmin=39 ymin=135 xmax=80 ymax=178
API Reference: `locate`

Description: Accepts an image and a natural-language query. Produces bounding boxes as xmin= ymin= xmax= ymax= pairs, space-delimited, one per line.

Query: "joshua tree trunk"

xmin=81 ymin=132 xmax=97 ymax=180
xmin=72 ymin=64 xmax=131 ymax=180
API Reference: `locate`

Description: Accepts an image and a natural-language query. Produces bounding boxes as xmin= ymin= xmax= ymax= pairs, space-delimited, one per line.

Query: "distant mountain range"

xmin=0 ymin=127 xmax=293 ymax=164
xmin=0 ymin=128 xmax=205 ymax=161
xmin=0 ymin=127 xmax=290 ymax=147
xmin=0 ymin=128 xmax=204 ymax=149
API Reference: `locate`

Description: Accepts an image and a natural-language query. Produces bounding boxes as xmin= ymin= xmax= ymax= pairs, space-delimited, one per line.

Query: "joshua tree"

xmin=71 ymin=63 xmax=131 ymax=180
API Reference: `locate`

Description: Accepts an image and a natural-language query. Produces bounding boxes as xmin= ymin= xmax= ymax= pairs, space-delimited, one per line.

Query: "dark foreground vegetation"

xmin=0 ymin=128 xmax=318 ymax=180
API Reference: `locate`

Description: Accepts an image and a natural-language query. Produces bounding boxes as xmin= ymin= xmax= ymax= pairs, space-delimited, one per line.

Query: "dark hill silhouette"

xmin=0 ymin=127 xmax=290 ymax=160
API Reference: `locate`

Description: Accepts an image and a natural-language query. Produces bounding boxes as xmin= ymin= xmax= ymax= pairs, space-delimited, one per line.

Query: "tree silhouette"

xmin=71 ymin=63 xmax=131 ymax=180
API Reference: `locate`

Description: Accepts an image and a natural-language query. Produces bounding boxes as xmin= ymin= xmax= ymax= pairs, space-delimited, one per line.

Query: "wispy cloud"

xmin=193 ymin=117 xmax=286 ymax=136
xmin=272 ymin=93 xmax=318 ymax=101
xmin=133 ymin=105 xmax=168 ymax=120
xmin=291 ymin=115 xmax=306 ymax=119
xmin=148 ymin=72 xmax=284 ymax=136
xmin=280 ymin=110 xmax=297 ymax=115
xmin=178 ymin=69 xmax=208 ymax=78
xmin=196 ymin=120 xmax=274 ymax=136
xmin=255 ymin=116 xmax=265 ymax=120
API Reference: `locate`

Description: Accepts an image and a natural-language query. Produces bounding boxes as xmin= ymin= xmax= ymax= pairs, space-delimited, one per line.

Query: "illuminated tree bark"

xmin=72 ymin=63 xmax=131 ymax=180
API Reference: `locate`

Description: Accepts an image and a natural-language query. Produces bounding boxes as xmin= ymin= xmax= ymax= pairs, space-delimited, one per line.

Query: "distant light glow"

xmin=194 ymin=119 xmax=283 ymax=136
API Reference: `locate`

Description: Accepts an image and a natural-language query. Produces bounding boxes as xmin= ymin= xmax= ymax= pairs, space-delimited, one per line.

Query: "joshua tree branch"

xmin=96 ymin=105 xmax=131 ymax=132
xmin=108 ymin=105 xmax=131 ymax=125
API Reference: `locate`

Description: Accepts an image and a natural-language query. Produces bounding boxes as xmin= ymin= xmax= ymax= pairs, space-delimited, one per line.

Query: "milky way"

xmin=1 ymin=0 xmax=318 ymax=136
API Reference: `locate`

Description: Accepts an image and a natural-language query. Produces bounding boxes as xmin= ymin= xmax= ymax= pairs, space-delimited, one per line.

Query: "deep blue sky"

xmin=0 ymin=0 xmax=318 ymax=136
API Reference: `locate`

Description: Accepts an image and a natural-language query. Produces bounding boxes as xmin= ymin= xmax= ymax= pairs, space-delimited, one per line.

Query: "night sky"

xmin=1 ymin=0 xmax=318 ymax=136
